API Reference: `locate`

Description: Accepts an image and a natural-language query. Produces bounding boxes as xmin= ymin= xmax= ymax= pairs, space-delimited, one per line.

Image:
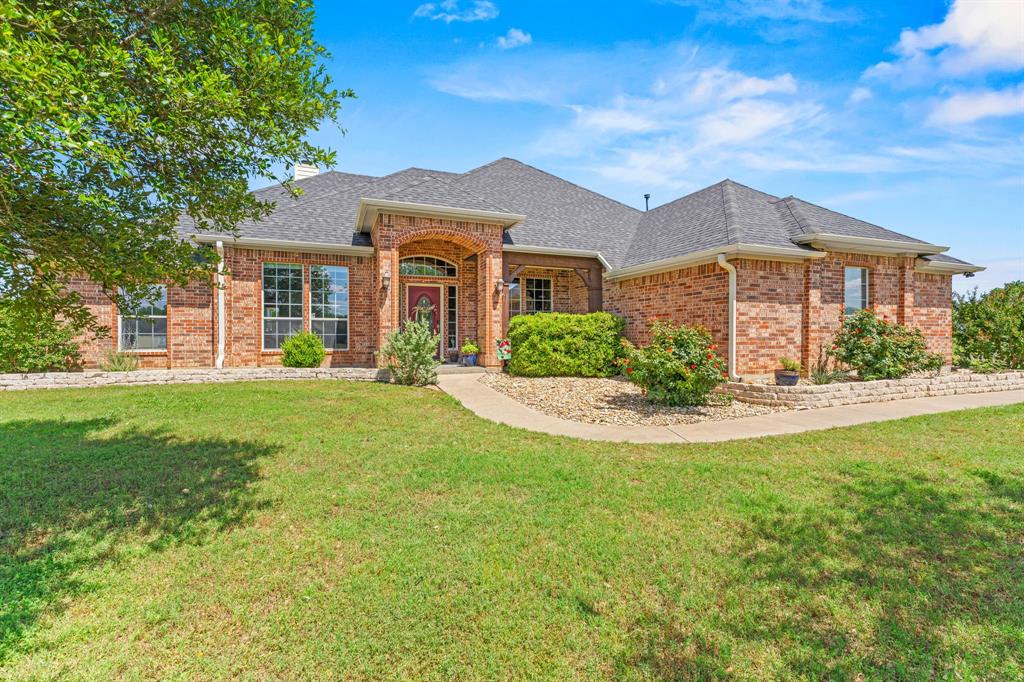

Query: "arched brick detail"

xmin=394 ymin=227 xmax=491 ymax=254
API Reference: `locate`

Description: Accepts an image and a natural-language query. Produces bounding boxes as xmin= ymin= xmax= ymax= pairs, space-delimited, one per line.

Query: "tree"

xmin=953 ymin=281 xmax=1024 ymax=370
xmin=0 ymin=0 xmax=351 ymax=333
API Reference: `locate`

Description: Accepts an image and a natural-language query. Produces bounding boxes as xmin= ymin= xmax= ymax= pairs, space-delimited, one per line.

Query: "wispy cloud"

xmin=671 ymin=0 xmax=857 ymax=24
xmin=413 ymin=0 xmax=498 ymax=23
xmin=866 ymin=0 xmax=1024 ymax=81
xmin=927 ymin=84 xmax=1024 ymax=125
xmin=496 ymin=28 xmax=532 ymax=50
xmin=847 ymin=86 xmax=872 ymax=104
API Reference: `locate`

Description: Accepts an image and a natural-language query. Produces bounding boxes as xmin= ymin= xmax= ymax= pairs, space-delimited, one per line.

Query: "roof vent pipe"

xmin=644 ymin=193 xmax=651 ymax=211
xmin=293 ymin=162 xmax=319 ymax=181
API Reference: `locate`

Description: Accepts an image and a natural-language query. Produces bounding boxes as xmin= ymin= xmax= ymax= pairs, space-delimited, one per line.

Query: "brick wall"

xmin=223 ymin=247 xmax=377 ymax=367
xmin=912 ymin=271 xmax=953 ymax=360
xmin=734 ymin=259 xmax=805 ymax=375
xmin=604 ymin=262 xmax=730 ymax=351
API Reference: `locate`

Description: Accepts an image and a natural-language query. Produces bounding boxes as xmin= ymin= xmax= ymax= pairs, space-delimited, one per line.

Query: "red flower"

xmin=667 ymin=347 xmax=674 ymax=353
xmin=626 ymin=367 xmax=633 ymax=374
xmin=706 ymin=353 xmax=713 ymax=360
xmin=721 ymin=371 xmax=729 ymax=379
xmin=689 ymin=363 xmax=696 ymax=369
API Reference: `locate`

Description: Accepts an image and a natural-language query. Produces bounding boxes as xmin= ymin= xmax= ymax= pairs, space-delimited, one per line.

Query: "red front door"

xmin=407 ymin=285 xmax=442 ymax=356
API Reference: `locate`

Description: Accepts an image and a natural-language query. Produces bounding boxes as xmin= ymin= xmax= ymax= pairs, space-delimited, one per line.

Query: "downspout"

xmin=215 ymin=241 xmax=226 ymax=369
xmin=716 ymin=254 xmax=739 ymax=382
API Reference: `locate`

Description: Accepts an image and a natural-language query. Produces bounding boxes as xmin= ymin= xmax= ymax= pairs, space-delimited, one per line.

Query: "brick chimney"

xmin=293 ymin=162 xmax=319 ymax=181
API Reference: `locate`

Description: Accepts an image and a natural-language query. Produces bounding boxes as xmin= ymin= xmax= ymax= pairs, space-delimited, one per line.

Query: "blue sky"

xmin=302 ymin=0 xmax=1023 ymax=292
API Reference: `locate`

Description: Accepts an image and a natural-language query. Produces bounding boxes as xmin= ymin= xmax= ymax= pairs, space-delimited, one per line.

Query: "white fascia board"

xmin=791 ymin=233 xmax=948 ymax=256
xmin=191 ymin=234 xmax=374 ymax=256
xmin=357 ymin=198 xmax=526 ymax=232
xmin=502 ymin=244 xmax=613 ymax=271
xmin=914 ymin=258 xmax=985 ymax=275
xmin=605 ymin=243 xmax=824 ymax=282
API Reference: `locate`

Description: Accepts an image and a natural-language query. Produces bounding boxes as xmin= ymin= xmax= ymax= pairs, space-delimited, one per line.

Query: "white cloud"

xmin=848 ymin=86 xmax=872 ymax=104
xmin=413 ymin=0 xmax=498 ymax=23
xmin=927 ymin=84 xmax=1024 ymax=125
xmin=696 ymin=99 xmax=822 ymax=146
xmin=570 ymin=105 xmax=658 ymax=134
xmin=496 ymin=28 xmax=532 ymax=50
xmin=866 ymin=0 xmax=1024 ymax=81
xmin=673 ymin=0 xmax=856 ymax=24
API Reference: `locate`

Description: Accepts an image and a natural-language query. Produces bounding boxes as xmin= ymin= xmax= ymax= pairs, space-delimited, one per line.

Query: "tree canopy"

xmin=0 ymin=0 xmax=350 ymax=332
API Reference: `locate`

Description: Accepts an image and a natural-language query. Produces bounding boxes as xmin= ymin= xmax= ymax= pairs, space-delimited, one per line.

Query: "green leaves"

xmin=953 ymin=282 xmax=1024 ymax=371
xmin=0 ymin=0 xmax=351 ymax=327
xmin=506 ymin=312 xmax=625 ymax=378
xmin=829 ymin=309 xmax=943 ymax=381
xmin=621 ymin=320 xmax=726 ymax=406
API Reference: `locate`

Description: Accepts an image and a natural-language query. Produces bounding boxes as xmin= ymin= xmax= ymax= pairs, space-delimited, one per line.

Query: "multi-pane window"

xmin=310 ymin=265 xmax=349 ymax=350
xmin=508 ymin=279 xmax=522 ymax=316
xmin=262 ymin=263 xmax=303 ymax=349
xmin=524 ymin=278 xmax=553 ymax=314
xmin=446 ymin=286 xmax=458 ymax=351
xmin=844 ymin=267 xmax=869 ymax=314
xmin=119 ymin=286 xmax=168 ymax=351
xmin=399 ymin=256 xmax=457 ymax=278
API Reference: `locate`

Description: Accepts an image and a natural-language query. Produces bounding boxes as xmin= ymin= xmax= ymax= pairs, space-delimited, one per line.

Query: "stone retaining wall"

xmin=719 ymin=370 xmax=1024 ymax=408
xmin=0 ymin=367 xmax=387 ymax=391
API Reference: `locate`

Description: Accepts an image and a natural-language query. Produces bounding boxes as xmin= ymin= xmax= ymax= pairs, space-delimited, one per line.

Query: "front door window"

xmin=415 ymin=294 xmax=435 ymax=328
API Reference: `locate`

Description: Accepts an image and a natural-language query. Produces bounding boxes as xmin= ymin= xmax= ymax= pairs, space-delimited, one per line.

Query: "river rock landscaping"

xmin=480 ymin=372 xmax=787 ymax=425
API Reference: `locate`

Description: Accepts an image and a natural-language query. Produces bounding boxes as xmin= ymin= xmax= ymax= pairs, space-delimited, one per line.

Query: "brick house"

xmin=71 ymin=157 xmax=982 ymax=378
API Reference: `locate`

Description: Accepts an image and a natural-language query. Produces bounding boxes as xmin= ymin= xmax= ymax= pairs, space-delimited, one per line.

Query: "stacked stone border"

xmin=0 ymin=367 xmax=387 ymax=391
xmin=719 ymin=370 xmax=1024 ymax=408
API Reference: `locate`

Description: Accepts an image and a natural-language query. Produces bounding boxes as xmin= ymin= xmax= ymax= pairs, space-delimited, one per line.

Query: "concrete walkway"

xmin=437 ymin=373 xmax=1024 ymax=443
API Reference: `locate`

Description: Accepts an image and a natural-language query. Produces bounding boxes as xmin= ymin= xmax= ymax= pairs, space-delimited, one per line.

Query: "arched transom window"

xmin=399 ymin=256 xmax=457 ymax=278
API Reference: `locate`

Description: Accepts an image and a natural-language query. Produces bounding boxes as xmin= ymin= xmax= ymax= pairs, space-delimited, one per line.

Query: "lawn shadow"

xmin=0 ymin=417 xmax=278 ymax=663
xmin=622 ymin=469 xmax=1024 ymax=679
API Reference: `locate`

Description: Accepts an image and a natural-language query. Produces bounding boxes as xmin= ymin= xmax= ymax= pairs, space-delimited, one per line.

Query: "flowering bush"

xmin=621 ymin=320 xmax=727 ymax=406
xmin=828 ymin=308 xmax=942 ymax=380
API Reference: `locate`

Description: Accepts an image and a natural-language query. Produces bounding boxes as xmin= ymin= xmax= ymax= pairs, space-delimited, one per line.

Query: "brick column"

xmin=376 ymin=247 xmax=400 ymax=367
xmin=477 ymin=249 xmax=504 ymax=367
xmin=801 ymin=258 xmax=826 ymax=375
xmin=897 ymin=256 xmax=915 ymax=326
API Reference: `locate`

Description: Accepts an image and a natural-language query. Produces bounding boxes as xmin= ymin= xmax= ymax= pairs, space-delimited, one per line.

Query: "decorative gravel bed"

xmin=480 ymin=373 xmax=789 ymax=426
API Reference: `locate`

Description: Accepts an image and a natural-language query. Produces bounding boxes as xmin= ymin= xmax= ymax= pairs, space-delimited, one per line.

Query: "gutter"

xmin=606 ymin=243 xmax=824 ymax=282
xmin=914 ymin=257 xmax=985 ymax=275
xmin=215 ymin=241 xmax=226 ymax=369
xmin=716 ymin=254 xmax=739 ymax=382
xmin=192 ymin=235 xmax=374 ymax=256
xmin=502 ymin=244 xmax=613 ymax=271
xmin=791 ymin=233 xmax=948 ymax=256
xmin=356 ymin=198 xmax=526 ymax=233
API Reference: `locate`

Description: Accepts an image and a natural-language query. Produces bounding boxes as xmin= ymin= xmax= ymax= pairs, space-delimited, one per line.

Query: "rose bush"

xmin=828 ymin=308 xmax=942 ymax=380
xmin=621 ymin=320 xmax=727 ymax=406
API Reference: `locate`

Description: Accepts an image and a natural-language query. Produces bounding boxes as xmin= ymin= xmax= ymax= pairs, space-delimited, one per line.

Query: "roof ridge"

xmin=787 ymin=195 xmax=892 ymax=236
xmin=377 ymin=170 xmax=515 ymax=214
xmin=472 ymin=157 xmax=642 ymax=214
xmin=773 ymin=196 xmax=811 ymax=236
xmin=721 ymin=179 xmax=740 ymax=244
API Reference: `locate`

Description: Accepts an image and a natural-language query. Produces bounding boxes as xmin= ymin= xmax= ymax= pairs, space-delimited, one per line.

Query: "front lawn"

xmin=1 ymin=381 xmax=1021 ymax=680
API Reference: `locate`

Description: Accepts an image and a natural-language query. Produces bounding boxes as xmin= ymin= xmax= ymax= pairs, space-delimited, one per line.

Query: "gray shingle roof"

xmin=180 ymin=159 xmax=975 ymax=271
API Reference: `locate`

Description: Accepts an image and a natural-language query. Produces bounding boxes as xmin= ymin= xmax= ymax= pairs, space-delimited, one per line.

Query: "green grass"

xmin=1 ymin=381 xmax=1022 ymax=680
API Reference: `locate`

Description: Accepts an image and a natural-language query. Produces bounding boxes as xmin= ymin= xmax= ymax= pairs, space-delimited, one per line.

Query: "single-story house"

xmin=70 ymin=157 xmax=982 ymax=378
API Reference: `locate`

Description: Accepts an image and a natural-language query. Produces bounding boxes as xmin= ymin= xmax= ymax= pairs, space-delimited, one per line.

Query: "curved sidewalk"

xmin=437 ymin=373 xmax=1024 ymax=443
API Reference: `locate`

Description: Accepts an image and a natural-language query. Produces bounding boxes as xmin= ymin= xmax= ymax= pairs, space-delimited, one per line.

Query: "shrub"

xmin=506 ymin=312 xmax=624 ymax=377
xmin=778 ymin=357 xmax=801 ymax=372
xmin=280 ymin=331 xmax=326 ymax=368
xmin=953 ymin=281 xmax=1024 ymax=370
xmin=621 ymin=320 xmax=727 ymax=406
xmin=828 ymin=308 xmax=942 ymax=380
xmin=382 ymin=318 xmax=441 ymax=386
xmin=100 ymin=349 xmax=139 ymax=372
xmin=0 ymin=306 xmax=84 ymax=373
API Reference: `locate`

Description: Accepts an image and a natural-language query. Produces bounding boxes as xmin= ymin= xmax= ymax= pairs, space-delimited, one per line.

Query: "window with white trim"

xmin=119 ymin=286 xmax=167 ymax=351
xmin=508 ymin=279 xmax=522 ymax=317
xmin=844 ymin=267 xmax=869 ymax=314
xmin=446 ymin=285 xmax=458 ymax=350
xmin=262 ymin=263 xmax=303 ymax=349
xmin=310 ymin=265 xmax=349 ymax=350
xmin=524 ymin=277 xmax=553 ymax=314
xmin=399 ymin=256 xmax=457 ymax=278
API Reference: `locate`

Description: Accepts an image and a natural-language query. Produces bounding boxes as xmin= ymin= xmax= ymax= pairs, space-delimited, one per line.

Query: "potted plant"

xmin=460 ymin=339 xmax=481 ymax=366
xmin=775 ymin=357 xmax=801 ymax=386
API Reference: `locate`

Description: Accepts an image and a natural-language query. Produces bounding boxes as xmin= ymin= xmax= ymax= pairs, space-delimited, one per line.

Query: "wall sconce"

xmin=381 ymin=268 xmax=391 ymax=290
xmin=494 ymin=278 xmax=505 ymax=294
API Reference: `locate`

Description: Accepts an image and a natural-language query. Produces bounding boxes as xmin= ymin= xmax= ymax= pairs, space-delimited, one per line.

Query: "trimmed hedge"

xmin=507 ymin=312 xmax=624 ymax=377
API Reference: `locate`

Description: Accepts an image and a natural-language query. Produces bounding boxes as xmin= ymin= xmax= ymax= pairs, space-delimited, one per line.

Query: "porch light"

xmin=381 ymin=267 xmax=391 ymax=290
xmin=494 ymin=278 xmax=505 ymax=294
